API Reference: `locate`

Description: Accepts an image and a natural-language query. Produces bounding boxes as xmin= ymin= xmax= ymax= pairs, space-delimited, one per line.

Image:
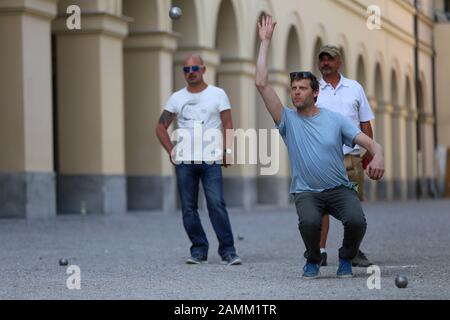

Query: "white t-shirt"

xmin=164 ymin=85 xmax=231 ymax=162
xmin=317 ymin=75 xmax=374 ymax=155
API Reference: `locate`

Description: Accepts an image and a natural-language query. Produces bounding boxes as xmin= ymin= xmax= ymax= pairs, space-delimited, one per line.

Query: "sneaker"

xmin=351 ymin=250 xmax=373 ymax=267
xmin=320 ymin=252 xmax=328 ymax=267
xmin=302 ymin=263 xmax=320 ymax=279
xmin=186 ymin=256 xmax=208 ymax=265
xmin=337 ymin=258 xmax=353 ymax=278
xmin=221 ymin=254 xmax=242 ymax=266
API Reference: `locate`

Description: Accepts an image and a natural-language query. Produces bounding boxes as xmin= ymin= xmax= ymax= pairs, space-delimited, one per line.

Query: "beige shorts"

xmin=344 ymin=154 xmax=365 ymax=201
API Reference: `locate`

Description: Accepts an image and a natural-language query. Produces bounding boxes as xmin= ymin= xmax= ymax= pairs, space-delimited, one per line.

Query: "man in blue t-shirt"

xmin=255 ymin=15 xmax=385 ymax=279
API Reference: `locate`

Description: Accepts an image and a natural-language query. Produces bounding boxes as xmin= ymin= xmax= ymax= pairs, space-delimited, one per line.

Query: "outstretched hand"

xmin=258 ymin=14 xmax=277 ymax=42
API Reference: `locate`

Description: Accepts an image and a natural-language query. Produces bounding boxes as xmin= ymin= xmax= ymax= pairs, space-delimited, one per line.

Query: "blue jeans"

xmin=175 ymin=163 xmax=236 ymax=259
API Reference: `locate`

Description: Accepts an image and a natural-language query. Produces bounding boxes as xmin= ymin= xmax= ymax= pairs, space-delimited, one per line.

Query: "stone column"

xmin=0 ymin=0 xmax=58 ymax=219
xmin=217 ymin=58 xmax=257 ymax=210
xmin=373 ymin=101 xmax=394 ymax=200
xmin=421 ymin=112 xmax=436 ymax=197
xmin=52 ymin=7 xmax=129 ymax=215
xmin=391 ymin=106 xmax=408 ymax=200
xmin=406 ymin=109 xmax=419 ymax=198
xmin=124 ymin=30 xmax=178 ymax=213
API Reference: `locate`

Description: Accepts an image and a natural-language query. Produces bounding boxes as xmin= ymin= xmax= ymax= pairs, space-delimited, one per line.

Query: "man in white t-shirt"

xmin=155 ymin=54 xmax=241 ymax=266
xmin=316 ymin=45 xmax=375 ymax=268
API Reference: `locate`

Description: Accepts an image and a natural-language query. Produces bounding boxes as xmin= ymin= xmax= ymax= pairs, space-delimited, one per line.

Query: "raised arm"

xmin=255 ymin=15 xmax=283 ymax=125
xmin=354 ymin=133 xmax=384 ymax=180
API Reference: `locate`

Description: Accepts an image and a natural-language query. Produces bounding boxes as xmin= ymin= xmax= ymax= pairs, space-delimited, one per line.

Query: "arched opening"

xmin=374 ymin=63 xmax=384 ymax=142
xmin=390 ymin=69 xmax=404 ymax=199
xmin=373 ymin=63 xmax=385 ymax=199
xmin=286 ymin=27 xmax=301 ymax=73
xmin=405 ymin=76 xmax=417 ymax=198
xmin=390 ymin=70 xmax=399 ymax=107
xmin=356 ymin=55 xmax=366 ymax=87
xmin=172 ymin=0 xmax=200 ymax=91
xmin=215 ymin=0 xmax=240 ymax=125
xmin=285 ymin=26 xmax=301 ymax=108
xmin=417 ymin=80 xmax=425 ymax=151
xmin=416 ymin=79 xmax=426 ymax=197
xmin=123 ymin=0 xmax=158 ymax=32
xmin=215 ymin=0 xmax=239 ymax=60
xmin=339 ymin=46 xmax=347 ymax=75
xmin=375 ymin=64 xmax=384 ymax=98
xmin=172 ymin=0 xmax=199 ymax=47
xmin=312 ymin=38 xmax=323 ymax=77
xmin=405 ymin=78 xmax=413 ymax=110
xmin=417 ymin=80 xmax=425 ymax=153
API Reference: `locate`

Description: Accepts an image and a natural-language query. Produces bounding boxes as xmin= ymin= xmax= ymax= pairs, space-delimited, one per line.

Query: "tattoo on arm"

xmin=158 ymin=111 xmax=176 ymax=127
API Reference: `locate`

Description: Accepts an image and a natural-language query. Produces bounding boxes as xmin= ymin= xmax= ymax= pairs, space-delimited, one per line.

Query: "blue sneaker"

xmin=337 ymin=258 xmax=353 ymax=278
xmin=302 ymin=263 xmax=320 ymax=279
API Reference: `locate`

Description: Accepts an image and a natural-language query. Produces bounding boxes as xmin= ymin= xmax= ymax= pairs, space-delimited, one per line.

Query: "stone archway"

xmin=373 ymin=63 xmax=393 ymax=200
xmin=356 ymin=55 xmax=367 ymax=87
xmin=405 ymin=75 xmax=418 ymax=198
xmin=312 ymin=37 xmax=323 ymax=77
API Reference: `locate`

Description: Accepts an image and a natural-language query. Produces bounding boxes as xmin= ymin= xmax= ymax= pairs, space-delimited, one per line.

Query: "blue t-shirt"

xmin=277 ymin=107 xmax=362 ymax=193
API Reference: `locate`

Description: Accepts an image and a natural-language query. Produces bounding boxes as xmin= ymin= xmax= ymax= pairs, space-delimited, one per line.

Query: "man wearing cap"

xmin=316 ymin=45 xmax=375 ymax=268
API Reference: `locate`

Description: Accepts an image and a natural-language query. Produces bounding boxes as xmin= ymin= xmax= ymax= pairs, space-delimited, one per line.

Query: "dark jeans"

xmin=175 ymin=163 xmax=236 ymax=259
xmin=294 ymin=186 xmax=367 ymax=264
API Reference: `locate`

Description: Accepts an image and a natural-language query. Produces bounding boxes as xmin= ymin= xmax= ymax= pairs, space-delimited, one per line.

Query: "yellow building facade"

xmin=1 ymin=0 xmax=449 ymax=218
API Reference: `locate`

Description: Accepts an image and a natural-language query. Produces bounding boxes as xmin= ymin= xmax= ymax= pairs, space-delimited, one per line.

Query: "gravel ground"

xmin=1 ymin=199 xmax=449 ymax=300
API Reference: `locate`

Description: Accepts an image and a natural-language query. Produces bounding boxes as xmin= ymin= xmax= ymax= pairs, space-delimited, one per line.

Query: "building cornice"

xmin=332 ymin=0 xmax=433 ymax=55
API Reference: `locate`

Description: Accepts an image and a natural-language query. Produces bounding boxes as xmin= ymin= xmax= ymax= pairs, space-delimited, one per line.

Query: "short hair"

xmin=289 ymin=71 xmax=320 ymax=92
xmin=289 ymin=71 xmax=320 ymax=102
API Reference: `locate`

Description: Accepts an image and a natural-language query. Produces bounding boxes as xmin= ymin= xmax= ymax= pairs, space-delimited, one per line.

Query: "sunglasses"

xmin=183 ymin=65 xmax=202 ymax=73
xmin=290 ymin=71 xmax=314 ymax=80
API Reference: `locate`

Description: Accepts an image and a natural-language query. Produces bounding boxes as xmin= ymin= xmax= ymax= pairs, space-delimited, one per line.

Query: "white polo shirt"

xmin=316 ymin=75 xmax=374 ymax=155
